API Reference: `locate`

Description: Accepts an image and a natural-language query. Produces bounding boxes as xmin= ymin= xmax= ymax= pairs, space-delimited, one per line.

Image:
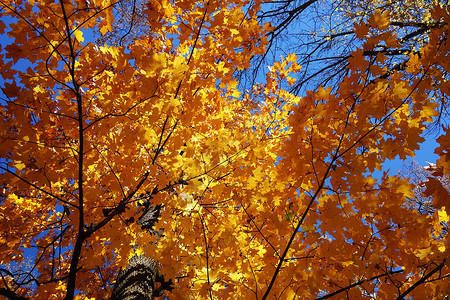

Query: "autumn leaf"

xmin=369 ymin=10 xmax=390 ymax=30
xmin=424 ymin=178 xmax=450 ymax=209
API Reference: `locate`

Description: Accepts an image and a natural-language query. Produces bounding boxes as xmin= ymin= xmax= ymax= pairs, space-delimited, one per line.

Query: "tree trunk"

xmin=110 ymin=255 xmax=159 ymax=300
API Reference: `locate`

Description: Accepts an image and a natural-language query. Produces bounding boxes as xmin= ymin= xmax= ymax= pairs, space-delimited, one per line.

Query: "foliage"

xmin=0 ymin=0 xmax=449 ymax=299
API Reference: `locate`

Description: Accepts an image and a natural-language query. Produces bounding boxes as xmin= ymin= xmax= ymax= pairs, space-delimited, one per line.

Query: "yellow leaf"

xmin=317 ymin=86 xmax=331 ymax=100
xmin=15 ymin=162 xmax=26 ymax=171
xmin=285 ymin=289 xmax=297 ymax=299
xmin=286 ymin=53 xmax=297 ymax=62
xmin=287 ymin=76 xmax=296 ymax=86
xmin=415 ymin=247 xmax=432 ymax=259
xmin=135 ymin=248 xmax=144 ymax=256
xmin=73 ymin=30 xmax=84 ymax=43
xmin=420 ymin=102 xmax=439 ymax=122
xmin=33 ymin=85 xmax=45 ymax=94
xmin=369 ymin=10 xmax=390 ymax=30
xmin=229 ymin=272 xmax=242 ymax=281
xmin=438 ymin=209 xmax=449 ymax=223
xmin=397 ymin=182 xmax=414 ymax=199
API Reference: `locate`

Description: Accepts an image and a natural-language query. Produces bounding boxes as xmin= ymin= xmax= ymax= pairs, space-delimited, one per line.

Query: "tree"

xmin=0 ymin=0 xmax=449 ymax=299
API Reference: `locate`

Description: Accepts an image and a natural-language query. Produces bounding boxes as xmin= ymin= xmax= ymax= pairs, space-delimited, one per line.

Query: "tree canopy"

xmin=0 ymin=0 xmax=449 ymax=298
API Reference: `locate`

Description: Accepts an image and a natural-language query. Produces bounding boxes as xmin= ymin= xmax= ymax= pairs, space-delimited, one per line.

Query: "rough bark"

xmin=110 ymin=255 xmax=173 ymax=300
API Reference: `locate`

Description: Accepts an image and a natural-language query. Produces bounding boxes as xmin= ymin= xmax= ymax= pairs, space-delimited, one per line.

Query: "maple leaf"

xmin=423 ymin=178 xmax=450 ymax=208
xmin=369 ymin=10 xmax=390 ymax=30
xmin=354 ymin=21 xmax=370 ymax=39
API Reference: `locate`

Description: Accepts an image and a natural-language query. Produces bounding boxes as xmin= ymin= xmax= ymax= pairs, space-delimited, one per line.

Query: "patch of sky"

xmin=374 ymin=133 xmax=440 ymax=178
xmin=0 ymin=257 xmax=38 ymax=291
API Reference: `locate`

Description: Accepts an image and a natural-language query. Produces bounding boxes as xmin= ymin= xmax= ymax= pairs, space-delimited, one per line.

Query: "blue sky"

xmin=381 ymin=135 xmax=440 ymax=177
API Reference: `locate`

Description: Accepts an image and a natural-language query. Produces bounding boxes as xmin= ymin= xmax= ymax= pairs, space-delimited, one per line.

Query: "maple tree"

xmin=0 ymin=0 xmax=449 ymax=298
